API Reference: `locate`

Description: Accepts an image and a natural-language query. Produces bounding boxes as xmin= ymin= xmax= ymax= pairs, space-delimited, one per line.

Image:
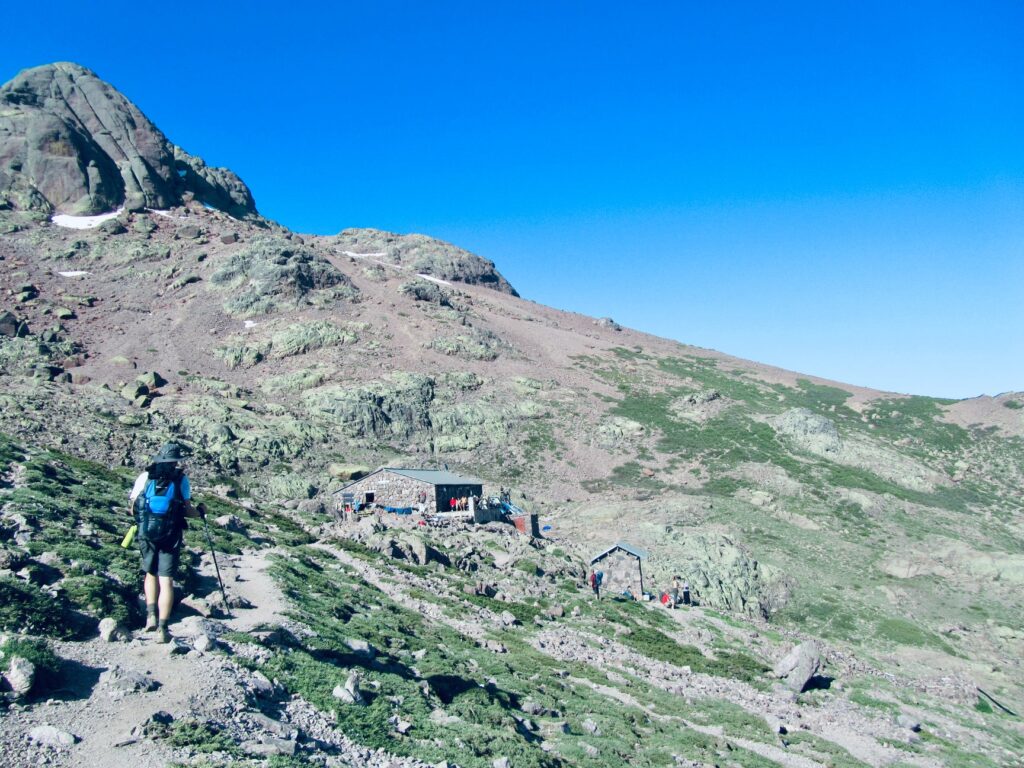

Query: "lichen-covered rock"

xmin=673 ymin=533 xmax=792 ymax=619
xmin=266 ymin=321 xmax=359 ymax=359
xmin=327 ymin=463 xmax=370 ymax=481
xmin=596 ymin=416 xmax=646 ymax=449
xmin=303 ymin=373 xmax=434 ymax=441
xmin=431 ymin=401 xmax=512 ymax=452
xmin=209 ymin=236 xmax=358 ymax=317
xmin=334 ymin=228 xmax=518 ymax=295
xmin=428 ymin=326 xmax=510 ymax=361
xmin=261 ymin=367 xmax=332 ymax=394
xmin=0 ymin=311 xmax=29 ymax=338
xmin=772 ymin=408 xmax=842 ymax=455
xmin=400 ymin=279 xmax=453 ymax=306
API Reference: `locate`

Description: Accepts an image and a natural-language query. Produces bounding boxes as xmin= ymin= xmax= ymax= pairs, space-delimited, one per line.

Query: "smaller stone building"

xmin=335 ymin=468 xmax=483 ymax=514
xmin=590 ymin=541 xmax=649 ymax=598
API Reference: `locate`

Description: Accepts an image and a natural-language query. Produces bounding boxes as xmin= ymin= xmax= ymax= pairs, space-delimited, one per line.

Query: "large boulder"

xmin=3 ymin=656 xmax=36 ymax=698
xmin=773 ymin=641 xmax=823 ymax=692
xmin=0 ymin=62 xmax=256 ymax=216
xmin=0 ymin=311 xmax=28 ymax=338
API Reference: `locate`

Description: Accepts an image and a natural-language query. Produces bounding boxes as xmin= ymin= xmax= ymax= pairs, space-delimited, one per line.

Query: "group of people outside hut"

xmin=587 ymin=567 xmax=691 ymax=607
xmin=448 ymin=494 xmax=479 ymax=512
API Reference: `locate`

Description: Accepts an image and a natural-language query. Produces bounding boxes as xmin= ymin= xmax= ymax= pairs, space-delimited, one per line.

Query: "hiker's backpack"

xmin=135 ymin=469 xmax=185 ymax=542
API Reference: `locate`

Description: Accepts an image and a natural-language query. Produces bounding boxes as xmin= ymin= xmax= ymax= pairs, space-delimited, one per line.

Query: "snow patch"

xmin=244 ymin=320 xmax=258 ymax=329
xmin=342 ymin=251 xmax=387 ymax=259
xmin=51 ymin=207 xmax=123 ymax=229
xmin=416 ymin=273 xmax=453 ymax=287
xmin=56 ymin=270 xmax=90 ymax=277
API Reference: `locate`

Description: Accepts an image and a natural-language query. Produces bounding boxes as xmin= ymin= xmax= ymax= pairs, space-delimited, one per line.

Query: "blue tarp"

xmin=384 ymin=506 xmax=414 ymax=515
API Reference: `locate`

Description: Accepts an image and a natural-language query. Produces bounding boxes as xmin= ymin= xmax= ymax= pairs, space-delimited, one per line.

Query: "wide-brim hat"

xmin=152 ymin=442 xmax=186 ymax=463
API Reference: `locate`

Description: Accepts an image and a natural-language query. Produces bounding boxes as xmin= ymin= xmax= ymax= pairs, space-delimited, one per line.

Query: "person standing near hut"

xmin=589 ymin=569 xmax=601 ymax=600
xmin=671 ymin=575 xmax=681 ymax=610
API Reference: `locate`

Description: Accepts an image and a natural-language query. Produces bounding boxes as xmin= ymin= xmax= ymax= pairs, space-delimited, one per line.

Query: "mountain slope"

xmin=1 ymin=63 xmax=1023 ymax=767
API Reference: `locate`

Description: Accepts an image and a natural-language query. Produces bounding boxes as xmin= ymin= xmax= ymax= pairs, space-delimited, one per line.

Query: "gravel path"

xmin=0 ymin=548 xmax=438 ymax=768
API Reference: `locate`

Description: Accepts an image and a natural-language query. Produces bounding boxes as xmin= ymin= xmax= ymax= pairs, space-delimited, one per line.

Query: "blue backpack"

xmin=136 ymin=470 xmax=184 ymax=542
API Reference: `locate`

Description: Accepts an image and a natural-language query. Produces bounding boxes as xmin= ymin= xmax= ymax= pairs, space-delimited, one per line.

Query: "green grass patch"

xmin=875 ymin=618 xmax=955 ymax=653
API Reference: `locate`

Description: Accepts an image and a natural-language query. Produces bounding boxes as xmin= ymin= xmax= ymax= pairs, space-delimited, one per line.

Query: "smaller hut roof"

xmin=589 ymin=541 xmax=649 ymax=565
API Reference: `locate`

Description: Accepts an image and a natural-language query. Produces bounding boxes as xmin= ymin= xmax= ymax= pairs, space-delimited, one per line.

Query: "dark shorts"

xmin=139 ymin=535 xmax=181 ymax=577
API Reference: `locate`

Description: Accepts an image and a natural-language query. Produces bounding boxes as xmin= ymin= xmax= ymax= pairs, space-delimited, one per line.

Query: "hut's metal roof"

xmin=386 ymin=468 xmax=483 ymax=485
xmin=335 ymin=467 xmax=483 ymax=493
xmin=589 ymin=541 xmax=649 ymax=564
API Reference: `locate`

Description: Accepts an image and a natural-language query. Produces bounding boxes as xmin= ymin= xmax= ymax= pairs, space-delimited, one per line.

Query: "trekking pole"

xmin=198 ymin=508 xmax=231 ymax=618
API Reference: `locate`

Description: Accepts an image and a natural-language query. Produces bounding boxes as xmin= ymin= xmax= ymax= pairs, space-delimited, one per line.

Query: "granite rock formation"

xmin=0 ymin=63 xmax=255 ymax=217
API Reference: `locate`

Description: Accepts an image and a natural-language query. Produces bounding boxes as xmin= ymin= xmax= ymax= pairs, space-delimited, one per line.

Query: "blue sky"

xmin=4 ymin=1 xmax=1022 ymax=398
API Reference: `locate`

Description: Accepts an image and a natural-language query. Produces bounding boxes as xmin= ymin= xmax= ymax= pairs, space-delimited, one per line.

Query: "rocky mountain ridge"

xmin=0 ymin=62 xmax=255 ymax=217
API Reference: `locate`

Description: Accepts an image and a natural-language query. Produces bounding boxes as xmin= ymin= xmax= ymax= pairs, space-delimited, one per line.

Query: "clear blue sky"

xmin=5 ymin=1 xmax=1022 ymax=398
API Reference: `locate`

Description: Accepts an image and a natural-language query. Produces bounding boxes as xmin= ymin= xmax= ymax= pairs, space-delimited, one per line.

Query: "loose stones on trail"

xmin=100 ymin=666 xmax=161 ymax=698
xmin=28 ymin=725 xmax=78 ymax=748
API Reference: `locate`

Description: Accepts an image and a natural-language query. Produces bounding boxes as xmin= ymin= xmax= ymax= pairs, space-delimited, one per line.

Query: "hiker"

xmin=449 ymin=496 xmax=457 ymax=512
xmin=128 ymin=442 xmax=204 ymax=643
xmin=671 ymin=575 xmax=681 ymax=610
xmin=589 ymin=569 xmax=601 ymax=599
xmin=682 ymin=581 xmax=691 ymax=606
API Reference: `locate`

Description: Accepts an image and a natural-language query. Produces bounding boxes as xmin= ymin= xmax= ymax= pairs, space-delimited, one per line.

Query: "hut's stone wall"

xmin=593 ymin=550 xmax=644 ymax=597
xmin=339 ymin=472 xmax=436 ymax=512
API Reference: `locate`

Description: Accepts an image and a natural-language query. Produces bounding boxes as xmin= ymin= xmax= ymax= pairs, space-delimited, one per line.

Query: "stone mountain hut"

xmin=590 ymin=541 xmax=649 ymax=597
xmin=335 ymin=468 xmax=483 ymax=514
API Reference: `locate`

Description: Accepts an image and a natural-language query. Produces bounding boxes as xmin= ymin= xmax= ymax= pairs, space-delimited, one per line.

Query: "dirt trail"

xmin=0 ymin=547 xmax=288 ymax=768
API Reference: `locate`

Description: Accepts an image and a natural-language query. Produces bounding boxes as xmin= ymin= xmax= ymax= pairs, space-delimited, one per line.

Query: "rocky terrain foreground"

xmin=1 ymin=62 xmax=1023 ymax=767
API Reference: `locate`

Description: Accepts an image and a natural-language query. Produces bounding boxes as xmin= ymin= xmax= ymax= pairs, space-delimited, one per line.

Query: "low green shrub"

xmin=0 ymin=578 xmax=77 ymax=638
xmin=0 ymin=636 xmax=62 ymax=693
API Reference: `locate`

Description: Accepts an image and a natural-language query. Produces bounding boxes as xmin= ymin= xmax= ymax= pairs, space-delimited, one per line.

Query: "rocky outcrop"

xmin=303 ymin=373 xmax=435 ymax=441
xmin=209 ymin=236 xmax=358 ymax=316
xmin=772 ymin=407 xmax=946 ymax=492
xmin=334 ymin=228 xmax=518 ymax=296
xmin=0 ymin=62 xmax=256 ymax=216
xmin=673 ymin=533 xmax=792 ymax=619
xmin=772 ymin=408 xmax=842 ymax=455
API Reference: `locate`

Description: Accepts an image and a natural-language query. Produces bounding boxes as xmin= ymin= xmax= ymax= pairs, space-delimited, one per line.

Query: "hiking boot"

xmin=144 ymin=614 xmax=158 ymax=632
xmin=156 ymin=625 xmax=171 ymax=644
